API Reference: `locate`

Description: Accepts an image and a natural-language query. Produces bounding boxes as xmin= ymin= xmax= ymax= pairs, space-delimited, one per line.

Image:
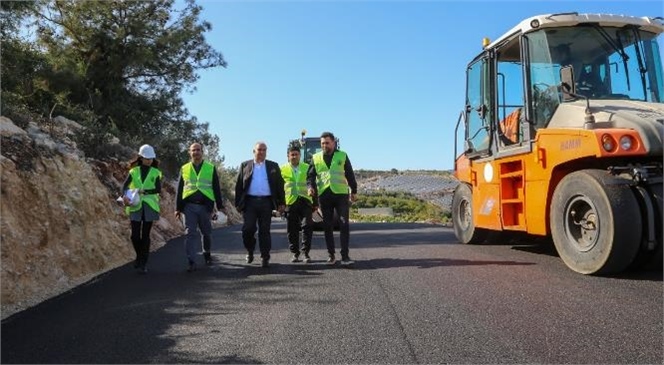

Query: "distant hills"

xmin=356 ymin=170 xmax=458 ymax=212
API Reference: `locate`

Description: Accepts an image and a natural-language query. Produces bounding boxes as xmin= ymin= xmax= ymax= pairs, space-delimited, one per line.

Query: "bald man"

xmin=176 ymin=142 xmax=226 ymax=272
xmin=234 ymin=141 xmax=285 ymax=268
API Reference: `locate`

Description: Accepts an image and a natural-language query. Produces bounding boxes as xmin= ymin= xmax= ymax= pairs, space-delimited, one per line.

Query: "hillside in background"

xmin=356 ymin=169 xmax=458 ymax=212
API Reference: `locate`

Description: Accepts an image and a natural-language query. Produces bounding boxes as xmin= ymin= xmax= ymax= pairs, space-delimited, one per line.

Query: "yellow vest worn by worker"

xmin=312 ymin=150 xmax=349 ymax=194
xmin=181 ymin=161 xmax=216 ymax=201
xmin=126 ymin=166 xmax=162 ymax=214
xmin=281 ymin=162 xmax=313 ymax=205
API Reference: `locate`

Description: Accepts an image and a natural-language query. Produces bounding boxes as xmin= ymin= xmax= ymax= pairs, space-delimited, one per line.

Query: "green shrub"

xmin=351 ymin=191 xmax=450 ymax=224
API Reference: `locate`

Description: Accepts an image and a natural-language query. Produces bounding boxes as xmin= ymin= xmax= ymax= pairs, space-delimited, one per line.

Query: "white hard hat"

xmin=138 ymin=144 xmax=156 ymax=159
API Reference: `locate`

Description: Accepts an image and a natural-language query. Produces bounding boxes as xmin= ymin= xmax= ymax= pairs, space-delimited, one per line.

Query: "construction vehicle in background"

xmin=298 ymin=130 xmax=341 ymax=230
xmin=452 ymin=13 xmax=663 ymax=275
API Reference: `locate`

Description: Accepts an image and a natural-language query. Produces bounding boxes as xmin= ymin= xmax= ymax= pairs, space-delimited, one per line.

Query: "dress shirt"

xmin=247 ymin=161 xmax=271 ymax=196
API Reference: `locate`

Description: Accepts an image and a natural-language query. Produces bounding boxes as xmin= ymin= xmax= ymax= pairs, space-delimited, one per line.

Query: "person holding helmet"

xmin=175 ymin=142 xmax=226 ymax=272
xmin=121 ymin=144 xmax=162 ymax=274
xmin=280 ymin=141 xmax=315 ymax=263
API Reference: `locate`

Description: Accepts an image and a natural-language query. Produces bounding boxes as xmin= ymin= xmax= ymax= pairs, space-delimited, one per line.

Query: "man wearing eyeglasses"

xmin=235 ymin=141 xmax=286 ymax=268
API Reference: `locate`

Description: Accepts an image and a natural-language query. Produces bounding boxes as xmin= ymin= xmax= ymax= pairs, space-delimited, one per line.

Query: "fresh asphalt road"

xmin=2 ymin=221 xmax=662 ymax=364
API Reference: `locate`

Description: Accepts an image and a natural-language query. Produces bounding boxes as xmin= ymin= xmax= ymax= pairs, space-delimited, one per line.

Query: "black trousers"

xmin=241 ymin=197 xmax=274 ymax=260
xmin=286 ymin=198 xmax=313 ymax=255
xmin=130 ymin=220 xmax=153 ymax=267
xmin=319 ymin=192 xmax=350 ymax=257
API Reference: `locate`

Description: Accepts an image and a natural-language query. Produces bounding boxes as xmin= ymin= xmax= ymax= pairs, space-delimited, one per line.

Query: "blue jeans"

xmin=183 ymin=203 xmax=212 ymax=262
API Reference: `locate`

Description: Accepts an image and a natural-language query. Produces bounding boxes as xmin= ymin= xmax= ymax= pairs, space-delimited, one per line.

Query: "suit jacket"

xmin=234 ymin=159 xmax=285 ymax=211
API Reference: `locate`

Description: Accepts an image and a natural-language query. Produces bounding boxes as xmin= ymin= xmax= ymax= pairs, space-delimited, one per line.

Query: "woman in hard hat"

xmin=121 ymin=144 xmax=162 ymax=274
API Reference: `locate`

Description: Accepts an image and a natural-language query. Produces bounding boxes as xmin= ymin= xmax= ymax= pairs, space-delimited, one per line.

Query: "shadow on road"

xmin=286 ymin=257 xmax=535 ymax=271
xmin=352 ymin=257 xmax=535 ymax=270
xmin=348 ymin=222 xmax=441 ymax=231
xmin=4 ymin=221 xmax=659 ymax=364
xmin=607 ymin=269 xmax=663 ymax=281
xmin=0 ymin=225 xmax=317 ymax=364
xmin=511 ymin=243 xmax=662 ymax=282
xmin=510 ymin=243 xmax=559 ymax=257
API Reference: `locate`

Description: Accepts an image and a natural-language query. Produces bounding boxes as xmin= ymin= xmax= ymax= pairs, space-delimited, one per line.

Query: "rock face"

xmin=0 ymin=116 xmax=238 ymax=320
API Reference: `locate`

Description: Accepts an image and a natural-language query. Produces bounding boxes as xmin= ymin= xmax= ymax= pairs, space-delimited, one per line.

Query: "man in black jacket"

xmin=235 ymin=141 xmax=285 ymax=267
xmin=175 ymin=142 xmax=225 ymax=272
xmin=307 ymin=132 xmax=358 ymax=265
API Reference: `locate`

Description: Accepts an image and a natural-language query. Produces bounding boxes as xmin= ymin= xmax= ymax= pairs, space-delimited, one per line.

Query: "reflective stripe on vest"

xmin=181 ymin=161 xmax=215 ymax=201
xmin=312 ymin=151 xmax=349 ymax=194
xmin=126 ymin=166 xmax=162 ymax=214
xmin=281 ymin=162 xmax=313 ymax=205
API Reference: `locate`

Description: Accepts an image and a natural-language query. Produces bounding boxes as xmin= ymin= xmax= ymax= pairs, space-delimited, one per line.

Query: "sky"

xmin=180 ymin=0 xmax=663 ymax=171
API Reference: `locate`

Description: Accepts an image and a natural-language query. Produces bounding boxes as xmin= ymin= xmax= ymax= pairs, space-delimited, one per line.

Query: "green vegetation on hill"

xmin=351 ymin=191 xmax=450 ymax=224
xmin=355 ymin=169 xmax=455 ymax=180
xmin=1 ymin=0 xmax=227 ymax=177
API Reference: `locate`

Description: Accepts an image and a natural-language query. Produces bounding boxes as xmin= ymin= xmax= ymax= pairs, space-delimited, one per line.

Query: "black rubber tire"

xmin=630 ymin=183 xmax=663 ymax=271
xmin=645 ymin=183 xmax=663 ymax=270
xmin=452 ymin=183 xmax=488 ymax=244
xmin=550 ymin=170 xmax=642 ymax=275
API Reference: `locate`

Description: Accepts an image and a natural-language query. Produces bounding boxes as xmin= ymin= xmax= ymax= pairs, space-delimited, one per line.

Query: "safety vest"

xmin=181 ymin=161 xmax=215 ymax=201
xmin=312 ymin=151 xmax=349 ymax=194
xmin=126 ymin=166 xmax=162 ymax=214
xmin=281 ymin=162 xmax=313 ymax=205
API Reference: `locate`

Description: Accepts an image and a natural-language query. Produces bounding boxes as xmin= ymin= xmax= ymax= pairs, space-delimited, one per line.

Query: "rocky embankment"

xmin=0 ymin=116 xmax=239 ymax=320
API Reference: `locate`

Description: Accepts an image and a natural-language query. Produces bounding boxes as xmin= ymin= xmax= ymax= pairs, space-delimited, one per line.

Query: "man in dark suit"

xmin=235 ymin=141 xmax=286 ymax=267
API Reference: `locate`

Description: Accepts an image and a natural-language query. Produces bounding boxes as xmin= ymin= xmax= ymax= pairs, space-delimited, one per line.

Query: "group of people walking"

xmin=120 ymin=131 xmax=357 ymax=274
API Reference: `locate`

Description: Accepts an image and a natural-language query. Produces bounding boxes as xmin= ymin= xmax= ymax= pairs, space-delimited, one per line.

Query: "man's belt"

xmin=188 ymin=200 xmax=209 ymax=205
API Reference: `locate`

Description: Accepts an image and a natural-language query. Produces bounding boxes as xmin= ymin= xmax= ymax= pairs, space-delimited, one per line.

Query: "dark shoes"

xmin=245 ymin=253 xmax=267 ymax=267
xmin=340 ymin=256 xmax=354 ymax=266
xmin=292 ymin=252 xmax=310 ymax=263
xmin=187 ymin=260 xmax=196 ymax=272
xmin=134 ymin=257 xmax=147 ymax=273
xmin=204 ymin=252 xmax=213 ymax=266
xmin=327 ymin=254 xmax=336 ymax=265
xmin=135 ymin=261 xmax=147 ymax=274
xmin=327 ymin=254 xmax=353 ymax=265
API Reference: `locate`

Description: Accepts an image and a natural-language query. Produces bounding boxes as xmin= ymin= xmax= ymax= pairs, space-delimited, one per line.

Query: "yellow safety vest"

xmin=181 ymin=161 xmax=216 ymax=201
xmin=126 ymin=166 xmax=162 ymax=214
xmin=312 ymin=151 xmax=349 ymax=194
xmin=281 ymin=162 xmax=313 ymax=205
